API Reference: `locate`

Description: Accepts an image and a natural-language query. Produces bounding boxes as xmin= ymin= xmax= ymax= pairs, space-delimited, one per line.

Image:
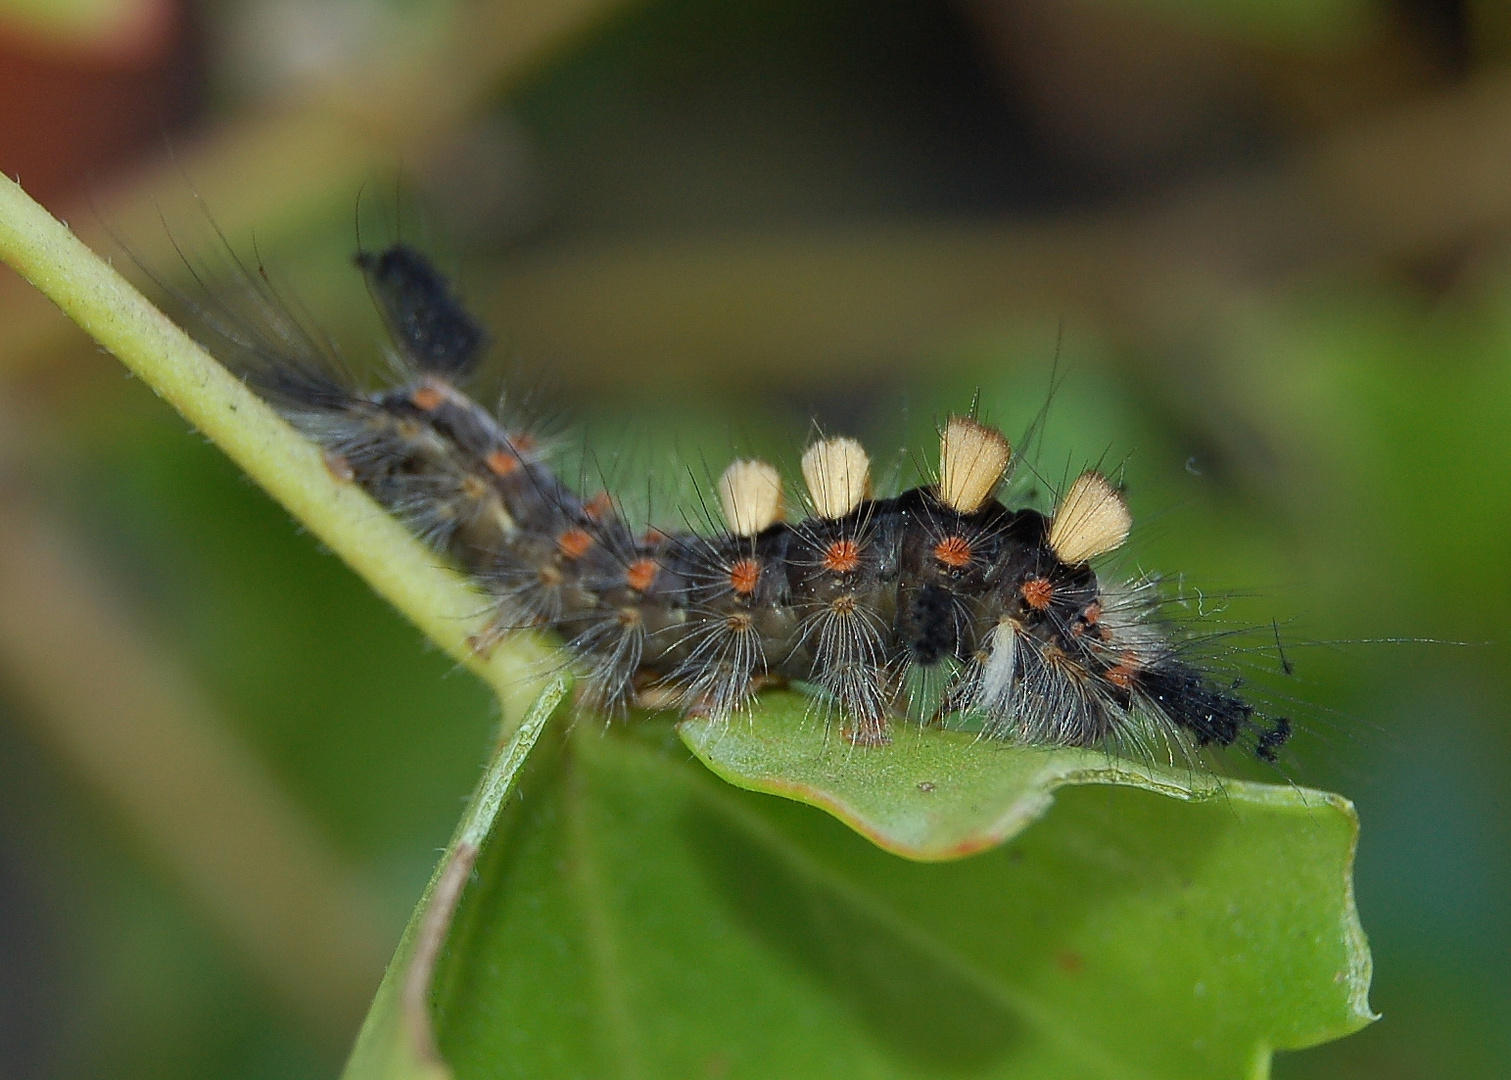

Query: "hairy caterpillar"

xmin=201 ymin=242 xmax=1292 ymax=762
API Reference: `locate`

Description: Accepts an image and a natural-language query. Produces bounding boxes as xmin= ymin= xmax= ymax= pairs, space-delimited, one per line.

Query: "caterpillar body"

xmin=217 ymin=243 xmax=1291 ymax=762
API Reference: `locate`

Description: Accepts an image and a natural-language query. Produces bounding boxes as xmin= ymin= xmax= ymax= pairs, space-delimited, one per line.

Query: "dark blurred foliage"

xmin=1 ymin=0 xmax=1510 ymax=1076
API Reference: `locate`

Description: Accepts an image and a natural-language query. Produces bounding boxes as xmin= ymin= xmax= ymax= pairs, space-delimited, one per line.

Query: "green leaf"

xmin=342 ymin=675 xmax=570 ymax=1080
xmin=679 ymin=692 xmax=1234 ymax=861
xmin=397 ymin=690 xmax=1372 ymax=1079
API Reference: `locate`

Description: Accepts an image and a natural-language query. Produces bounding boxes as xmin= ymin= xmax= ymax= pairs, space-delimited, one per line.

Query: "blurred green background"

xmin=1 ymin=0 xmax=1509 ymax=1076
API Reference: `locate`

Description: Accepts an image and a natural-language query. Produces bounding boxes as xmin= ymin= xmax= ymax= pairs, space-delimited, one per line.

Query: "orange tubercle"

xmin=1021 ymin=577 xmax=1055 ymax=610
xmin=822 ymin=538 xmax=861 ymax=573
xmin=485 ymin=448 xmax=521 ymax=477
xmin=557 ymin=528 xmax=594 ymax=559
xmin=934 ymin=535 xmax=973 ymax=568
xmin=626 ymin=558 xmax=659 ymax=592
xmin=729 ymin=558 xmax=761 ymax=596
xmin=410 ymin=384 xmax=445 ymax=412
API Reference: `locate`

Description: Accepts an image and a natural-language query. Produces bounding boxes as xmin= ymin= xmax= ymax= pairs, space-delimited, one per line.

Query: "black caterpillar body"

xmin=224 ymin=243 xmax=1291 ymax=760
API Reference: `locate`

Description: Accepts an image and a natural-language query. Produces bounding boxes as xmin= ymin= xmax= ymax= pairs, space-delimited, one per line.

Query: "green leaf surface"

xmin=679 ymin=693 xmax=1235 ymax=861
xmin=398 ymin=691 xmax=1372 ymax=1080
xmin=342 ymin=676 xmax=569 ymax=1080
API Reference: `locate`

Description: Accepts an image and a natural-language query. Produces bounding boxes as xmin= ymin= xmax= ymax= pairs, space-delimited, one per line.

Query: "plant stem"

xmin=0 ymin=172 xmax=552 ymax=725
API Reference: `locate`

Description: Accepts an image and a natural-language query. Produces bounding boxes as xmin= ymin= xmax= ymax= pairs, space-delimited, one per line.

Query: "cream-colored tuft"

xmin=717 ymin=459 xmax=784 ymax=536
xmin=801 ymin=437 xmax=871 ymax=519
xmin=1048 ymin=471 xmax=1132 ymax=564
xmin=976 ymin=621 xmax=1018 ymax=716
xmin=938 ymin=417 xmax=1012 ymax=514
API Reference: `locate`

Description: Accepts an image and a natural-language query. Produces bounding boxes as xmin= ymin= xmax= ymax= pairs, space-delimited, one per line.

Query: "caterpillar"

xmin=203 ymin=241 xmax=1292 ymax=762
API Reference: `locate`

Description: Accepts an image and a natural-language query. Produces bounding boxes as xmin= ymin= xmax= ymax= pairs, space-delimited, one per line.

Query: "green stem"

xmin=0 ymin=172 xmax=552 ymax=725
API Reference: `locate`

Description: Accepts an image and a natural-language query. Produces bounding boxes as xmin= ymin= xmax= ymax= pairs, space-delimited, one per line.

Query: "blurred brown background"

xmin=2 ymin=0 xmax=1509 ymax=1076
